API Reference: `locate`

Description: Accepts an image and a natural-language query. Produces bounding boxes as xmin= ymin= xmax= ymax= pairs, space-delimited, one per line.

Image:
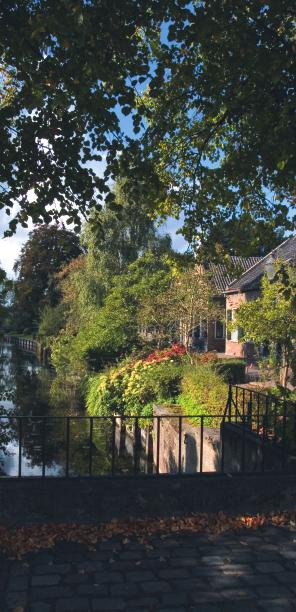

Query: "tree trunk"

xmin=184 ymin=323 xmax=193 ymax=365
xmin=279 ymin=344 xmax=289 ymax=388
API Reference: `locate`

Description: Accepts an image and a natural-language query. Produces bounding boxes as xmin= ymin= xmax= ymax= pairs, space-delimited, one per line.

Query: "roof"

xmin=207 ymin=256 xmax=263 ymax=293
xmin=225 ymin=234 xmax=296 ymax=293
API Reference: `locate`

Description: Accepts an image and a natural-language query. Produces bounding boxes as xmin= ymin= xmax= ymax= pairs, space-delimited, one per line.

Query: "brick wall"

xmin=225 ymin=290 xmax=260 ymax=358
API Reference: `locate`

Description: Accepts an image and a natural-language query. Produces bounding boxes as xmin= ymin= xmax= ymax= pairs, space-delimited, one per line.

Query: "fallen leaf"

xmin=1 ymin=511 xmax=296 ymax=559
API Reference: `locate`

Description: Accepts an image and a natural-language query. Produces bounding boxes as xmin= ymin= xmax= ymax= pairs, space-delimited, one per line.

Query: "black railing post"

xmin=200 ymin=415 xmax=204 ymax=473
xmin=257 ymin=393 xmax=260 ymax=433
xmin=111 ymin=417 xmax=116 ymax=476
xmin=241 ymin=415 xmax=246 ymax=473
xmin=224 ymin=383 xmax=232 ymax=421
xmin=247 ymin=391 xmax=252 ymax=428
xmin=293 ymin=401 xmax=296 ymax=455
xmin=178 ymin=416 xmax=182 ymax=473
xmin=261 ymin=413 xmax=267 ymax=472
xmin=89 ymin=417 xmax=93 ymax=477
xmin=282 ymin=401 xmax=287 ymax=469
xmin=42 ymin=417 xmax=46 ymax=478
xmin=273 ymin=399 xmax=278 ymax=444
xmin=156 ymin=417 xmax=160 ymax=475
xmin=221 ymin=417 xmax=225 ymax=473
xmin=65 ymin=417 xmax=70 ymax=477
xmin=264 ymin=396 xmax=270 ymax=446
xmin=18 ymin=418 xmax=22 ymax=477
xmin=265 ymin=394 xmax=269 ymax=425
xmin=134 ymin=417 xmax=139 ymax=475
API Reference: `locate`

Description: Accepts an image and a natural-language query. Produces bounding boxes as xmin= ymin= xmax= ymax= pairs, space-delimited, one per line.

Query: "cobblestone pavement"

xmin=2 ymin=525 xmax=296 ymax=612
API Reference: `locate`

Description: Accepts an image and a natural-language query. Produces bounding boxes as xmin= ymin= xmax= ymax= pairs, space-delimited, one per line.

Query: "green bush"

xmin=177 ymin=362 xmax=228 ymax=425
xmin=86 ymin=365 xmax=128 ymax=417
xmin=216 ymin=359 xmax=246 ymax=384
xmin=86 ymin=348 xmax=185 ymax=417
xmin=38 ymin=304 xmax=65 ymax=341
xmin=123 ymin=359 xmax=182 ymax=415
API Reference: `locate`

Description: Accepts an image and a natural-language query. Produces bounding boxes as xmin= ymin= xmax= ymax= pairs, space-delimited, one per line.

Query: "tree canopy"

xmin=136 ymin=0 xmax=295 ymax=249
xmin=0 ymin=0 xmax=178 ymax=233
xmin=0 ymin=266 xmax=13 ymax=328
xmin=13 ymin=224 xmax=82 ymax=330
xmin=50 ymin=249 xmax=175 ymax=389
xmin=201 ymin=216 xmax=287 ymax=258
xmin=85 ymin=178 xmax=172 ymax=280
xmin=1 ymin=1 xmax=295 ymax=246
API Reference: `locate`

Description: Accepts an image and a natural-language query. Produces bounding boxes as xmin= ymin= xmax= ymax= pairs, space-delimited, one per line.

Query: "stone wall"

xmin=153 ymin=406 xmax=220 ymax=473
xmin=153 ymin=406 xmax=288 ymax=474
xmin=115 ymin=419 xmax=153 ymax=474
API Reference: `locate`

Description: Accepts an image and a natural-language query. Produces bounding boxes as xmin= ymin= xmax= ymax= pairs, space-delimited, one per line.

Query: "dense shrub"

xmin=177 ymin=362 xmax=228 ymax=425
xmin=86 ymin=364 xmax=129 ymax=416
xmin=123 ymin=359 xmax=183 ymax=415
xmin=216 ymin=359 xmax=246 ymax=384
xmin=86 ymin=348 xmax=242 ymax=425
xmin=86 ymin=344 xmax=186 ymax=417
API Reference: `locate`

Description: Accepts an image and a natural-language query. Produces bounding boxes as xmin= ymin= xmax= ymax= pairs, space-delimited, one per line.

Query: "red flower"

xmin=143 ymin=343 xmax=186 ymax=365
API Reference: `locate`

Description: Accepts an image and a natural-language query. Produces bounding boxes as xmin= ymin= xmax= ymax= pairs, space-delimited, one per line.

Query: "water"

xmin=0 ymin=343 xmax=106 ymax=476
xmin=0 ymin=342 xmax=113 ymax=477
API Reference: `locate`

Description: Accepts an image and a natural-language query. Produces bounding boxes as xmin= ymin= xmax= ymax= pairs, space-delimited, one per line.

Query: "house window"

xmin=215 ymin=320 xmax=225 ymax=339
xmin=192 ymin=320 xmax=207 ymax=340
xmin=226 ymin=309 xmax=239 ymax=342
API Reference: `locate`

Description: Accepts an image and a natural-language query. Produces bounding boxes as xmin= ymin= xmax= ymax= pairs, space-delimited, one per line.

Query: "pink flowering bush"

xmin=143 ymin=343 xmax=186 ymax=365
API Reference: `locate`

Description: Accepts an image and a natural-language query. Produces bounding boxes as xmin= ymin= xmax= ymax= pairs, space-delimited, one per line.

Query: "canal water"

xmin=0 ymin=341 xmax=117 ymax=477
xmin=0 ymin=342 xmax=139 ymax=477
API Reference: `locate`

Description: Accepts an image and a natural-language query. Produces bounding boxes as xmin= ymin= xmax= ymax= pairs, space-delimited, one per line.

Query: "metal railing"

xmin=0 ymin=403 xmax=295 ymax=478
xmin=3 ymin=335 xmax=37 ymax=353
xmin=226 ymin=383 xmax=296 ymax=434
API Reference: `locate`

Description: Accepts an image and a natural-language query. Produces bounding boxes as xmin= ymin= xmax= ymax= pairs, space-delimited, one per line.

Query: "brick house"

xmin=189 ymin=256 xmax=262 ymax=353
xmin=224 ymin=235 xmax=296 ymax=359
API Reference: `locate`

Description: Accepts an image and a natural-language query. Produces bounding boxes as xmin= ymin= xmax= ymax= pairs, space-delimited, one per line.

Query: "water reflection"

xmin=0 ymin=342 xmax=108 ymax=476
xmin=0 ymin=342 xmax=136 ymax=477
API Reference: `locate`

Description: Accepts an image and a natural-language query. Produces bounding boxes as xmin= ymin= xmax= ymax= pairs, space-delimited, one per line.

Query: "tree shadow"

xmin=184 ymin=433 xmax=198 ymax=473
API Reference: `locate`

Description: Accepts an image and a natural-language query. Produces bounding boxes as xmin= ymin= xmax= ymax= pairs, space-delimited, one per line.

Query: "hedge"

xmin=216 ymin=359 xmax=246 ymax=384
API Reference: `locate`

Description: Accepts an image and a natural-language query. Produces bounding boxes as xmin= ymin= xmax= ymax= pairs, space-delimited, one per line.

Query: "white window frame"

xmin=226 ymin=308 xmax=240 ymax=342
xmin=192 ymin=319 xmax=207 ymax=340
xmin=230 ymin=309 xmax=239 ymax=342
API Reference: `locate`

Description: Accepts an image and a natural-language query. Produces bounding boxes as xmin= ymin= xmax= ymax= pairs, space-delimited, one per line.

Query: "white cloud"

xmin=0 ymin=228 xmax=30 ymax=278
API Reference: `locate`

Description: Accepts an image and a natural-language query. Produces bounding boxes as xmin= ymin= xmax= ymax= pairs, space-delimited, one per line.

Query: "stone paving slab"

xmin=1 ymin=526 xmax=296 ymax=611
